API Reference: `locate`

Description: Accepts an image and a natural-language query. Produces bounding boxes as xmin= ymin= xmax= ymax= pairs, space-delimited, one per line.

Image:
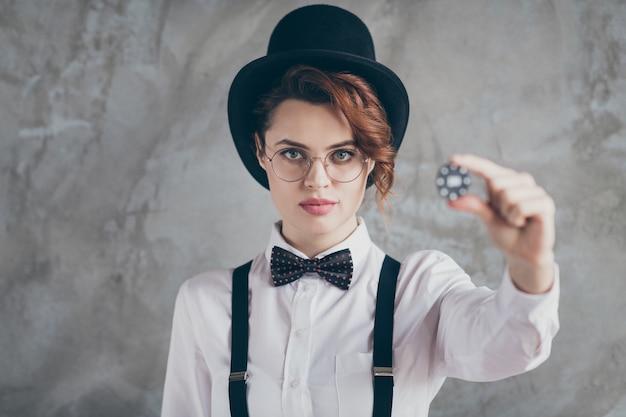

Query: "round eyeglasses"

xmin=264 ymin=148 xmax=369 ymax=183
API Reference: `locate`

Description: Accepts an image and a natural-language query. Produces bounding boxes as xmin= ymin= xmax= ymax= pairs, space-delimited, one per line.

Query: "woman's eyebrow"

xmin=274 ymin=138 xmax=309 ymax=149
xmin=273 ymin=138 xmax=357 ymax=150
xmin=327 ymin=140 xmax=357 ymax=150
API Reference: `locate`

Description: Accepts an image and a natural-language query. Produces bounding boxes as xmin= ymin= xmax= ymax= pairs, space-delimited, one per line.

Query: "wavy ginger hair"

xmin=253 ymin=65 xmax=397 ymax=216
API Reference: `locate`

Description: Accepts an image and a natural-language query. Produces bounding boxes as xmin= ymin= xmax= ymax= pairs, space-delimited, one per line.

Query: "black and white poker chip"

xmin=435 ymin=163 xmax=471 ymax=201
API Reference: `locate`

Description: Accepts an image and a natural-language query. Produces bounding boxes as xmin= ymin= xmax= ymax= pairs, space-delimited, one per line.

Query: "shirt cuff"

xmin=495 ymin=263 xmax=560 ymax=320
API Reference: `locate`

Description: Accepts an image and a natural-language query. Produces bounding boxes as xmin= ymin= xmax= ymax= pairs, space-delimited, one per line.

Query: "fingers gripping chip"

xmin=435 ymin=163 xmax=471 ymax=201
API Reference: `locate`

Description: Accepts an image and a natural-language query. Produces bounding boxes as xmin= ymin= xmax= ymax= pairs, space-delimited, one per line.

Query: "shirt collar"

xmin=264 ymin=216 xmax=372 ymax=271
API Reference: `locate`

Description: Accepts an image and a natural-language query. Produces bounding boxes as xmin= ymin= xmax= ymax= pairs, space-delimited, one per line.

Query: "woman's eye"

xmin=333 ymin=149 xmax=355 ymax=162
xmin=279 ymin=149 xmax=304 ymax=160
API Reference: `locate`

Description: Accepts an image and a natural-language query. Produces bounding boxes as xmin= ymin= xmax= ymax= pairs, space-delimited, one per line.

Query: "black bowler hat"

xmin=227 ymin=4 xmax=410 ymax=189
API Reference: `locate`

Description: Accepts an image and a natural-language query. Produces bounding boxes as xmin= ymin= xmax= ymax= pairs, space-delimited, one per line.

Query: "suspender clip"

xmin=229 ymin=371 xmax=249 ymax=382
xmin=373 ymin=366 xmax=394 ymax=378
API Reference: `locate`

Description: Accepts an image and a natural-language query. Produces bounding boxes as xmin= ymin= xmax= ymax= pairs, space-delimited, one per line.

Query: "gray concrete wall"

xmin=1 ymin=0 xmax=624 ymax=416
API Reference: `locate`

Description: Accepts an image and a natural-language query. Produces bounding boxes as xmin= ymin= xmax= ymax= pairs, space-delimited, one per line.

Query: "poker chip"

xmin=435 ymin=163 xmax=471 ymax=201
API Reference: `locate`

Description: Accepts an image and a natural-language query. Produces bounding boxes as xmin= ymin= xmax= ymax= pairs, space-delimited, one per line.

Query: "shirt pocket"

xmin=335 ymin=352 xmax=374 ymax=416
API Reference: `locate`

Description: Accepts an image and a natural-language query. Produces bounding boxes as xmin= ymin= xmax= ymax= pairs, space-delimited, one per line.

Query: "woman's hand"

xmin=448 ymin=154 xmax=556 ymax=294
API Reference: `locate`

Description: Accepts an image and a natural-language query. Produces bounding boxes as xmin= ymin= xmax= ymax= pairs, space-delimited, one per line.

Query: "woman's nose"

xmin=303 ymin=157 xmax=331 ymax=188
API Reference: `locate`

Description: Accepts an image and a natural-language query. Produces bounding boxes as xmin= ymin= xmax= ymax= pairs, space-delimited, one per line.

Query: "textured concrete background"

xmin=1 ymin=0 xmax=625 ymax=416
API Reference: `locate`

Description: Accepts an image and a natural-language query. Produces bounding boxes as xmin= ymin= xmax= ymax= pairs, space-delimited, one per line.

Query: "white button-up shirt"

xmin=162 ymin=219 xmax=560 ymax=416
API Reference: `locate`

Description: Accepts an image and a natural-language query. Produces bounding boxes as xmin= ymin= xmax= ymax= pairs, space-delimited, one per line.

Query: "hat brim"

xmin=227 ymin=49 xmax=409 ymax=189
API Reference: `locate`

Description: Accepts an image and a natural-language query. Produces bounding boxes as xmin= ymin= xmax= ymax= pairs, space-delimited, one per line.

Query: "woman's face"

xmin=258 ymin=99 xmax=373 ymax=252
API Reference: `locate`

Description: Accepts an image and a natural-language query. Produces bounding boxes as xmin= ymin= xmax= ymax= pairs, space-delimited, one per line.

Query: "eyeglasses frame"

xmin=263 ymin=147 xmax=370 ymax=183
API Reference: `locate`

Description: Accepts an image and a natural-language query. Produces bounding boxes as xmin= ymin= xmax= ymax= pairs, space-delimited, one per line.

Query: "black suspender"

xmin=228 ymin=255 xmax=401 ymax=417
xmin=229 ymin=260 xmax=252 ymax=417
xmin=372 ymin=255 xmax=401 ymax=417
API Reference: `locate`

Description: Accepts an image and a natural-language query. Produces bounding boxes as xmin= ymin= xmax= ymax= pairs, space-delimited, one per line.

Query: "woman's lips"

xmin=299 ymin=198 xmax=337 ymax=215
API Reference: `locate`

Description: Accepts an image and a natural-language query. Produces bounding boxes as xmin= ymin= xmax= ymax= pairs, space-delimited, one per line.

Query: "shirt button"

xmin=291 ymin=379 xmax=300 ymax=388
xmin=295 ymin=328 xmax=305 ymax=337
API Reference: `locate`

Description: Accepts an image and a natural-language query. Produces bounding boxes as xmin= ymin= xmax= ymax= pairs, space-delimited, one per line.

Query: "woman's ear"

xmin=254 ymin=133 xmax=267 ymax=171
xmin=367 ymin=159 xmax=376 ymax=176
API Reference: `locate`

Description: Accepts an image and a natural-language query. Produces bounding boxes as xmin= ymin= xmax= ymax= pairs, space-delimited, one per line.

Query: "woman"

xmin=162 ymin=5 xmax=559 ymax=417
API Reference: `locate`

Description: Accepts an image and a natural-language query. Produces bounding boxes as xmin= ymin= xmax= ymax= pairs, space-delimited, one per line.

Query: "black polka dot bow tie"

xmin=270 ymin=246 xmax=354 ymax=290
